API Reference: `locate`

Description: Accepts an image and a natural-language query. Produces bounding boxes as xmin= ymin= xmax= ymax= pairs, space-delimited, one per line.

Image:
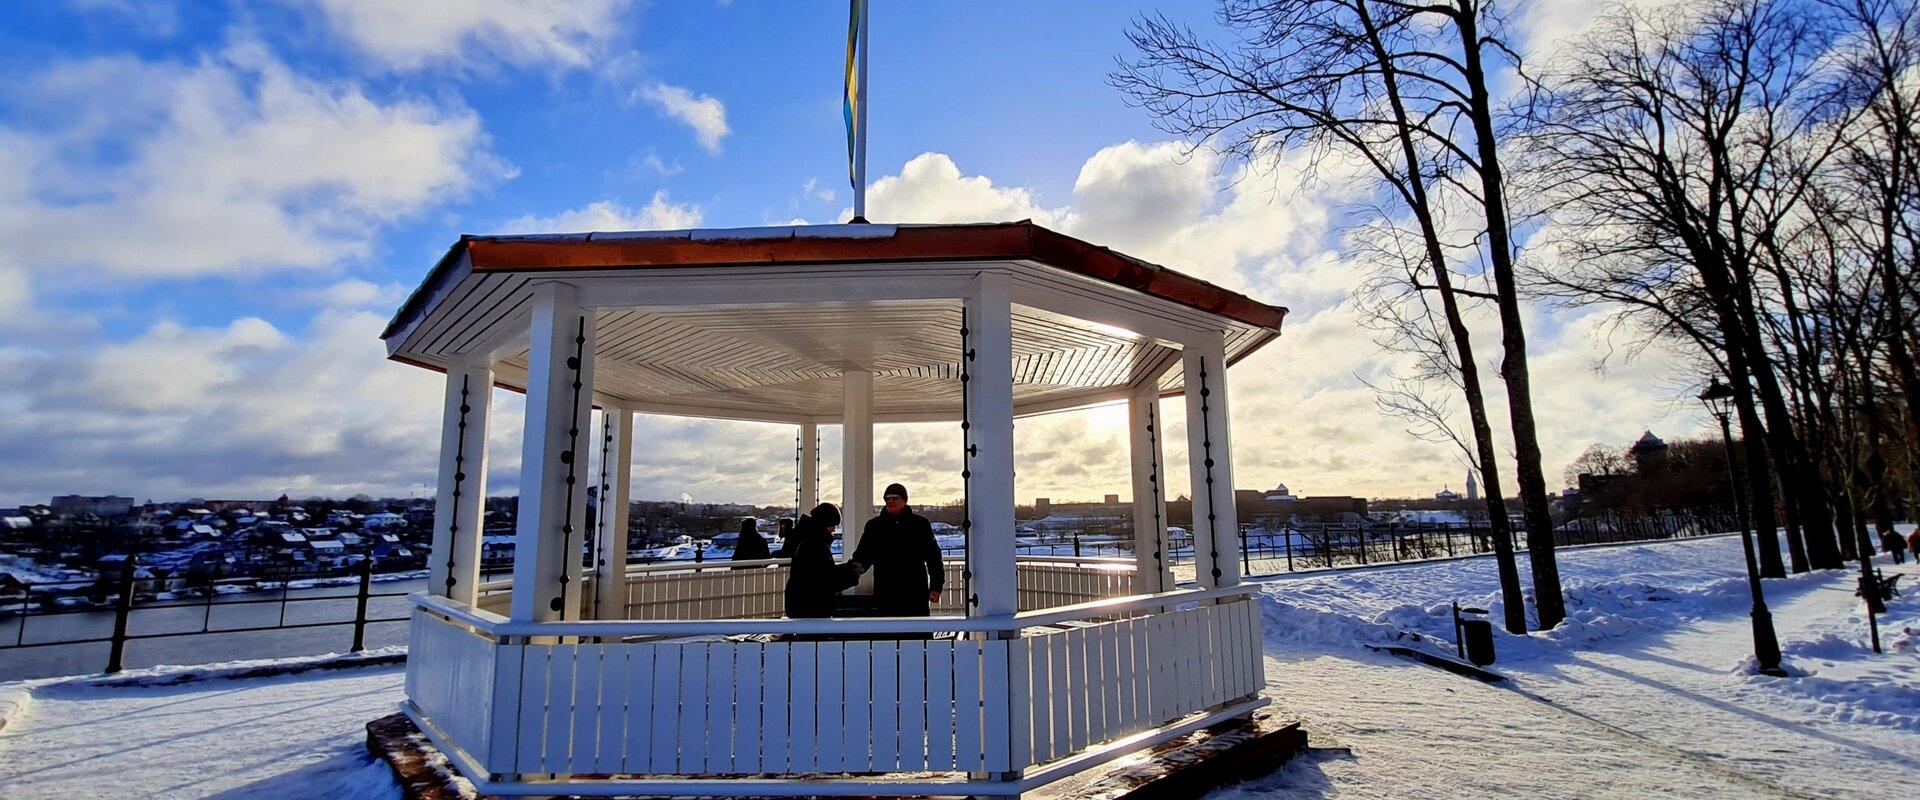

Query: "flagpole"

xmin=852 ymin=0 xmax=870 ymax=223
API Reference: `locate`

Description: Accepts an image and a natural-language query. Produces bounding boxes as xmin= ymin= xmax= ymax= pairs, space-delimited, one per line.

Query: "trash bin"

xmin=1459 ymin=618 xmax=1496 ymax=666
xmin=1452 ymin=601 xmax=1497 ymax=667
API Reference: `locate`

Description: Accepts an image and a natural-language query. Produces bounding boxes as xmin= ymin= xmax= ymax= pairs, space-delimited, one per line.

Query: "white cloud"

xmin=0 ymin=43 xmax=500 ymax=280
xmin=860 ymin=152 xmax=1070 ymax=226
xmin=637 ymin=83 xmax=730 ymax=154
xmin=305 ymin=278 xmax=407 ymax=309
xmin=298 ymin=0 xmax=632 ymax=71
xmin=497 ymin=191 xmax=704 ymax=233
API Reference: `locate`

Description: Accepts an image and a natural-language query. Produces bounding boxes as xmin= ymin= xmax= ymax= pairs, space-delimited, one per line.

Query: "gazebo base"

xmin=367 ymin=708 xmax=1303 ymax=799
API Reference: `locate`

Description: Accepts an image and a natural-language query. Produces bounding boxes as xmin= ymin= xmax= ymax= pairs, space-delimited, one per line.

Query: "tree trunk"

xmin=1457 ymin=0 xmax=1563 ymax=628
xmin=1358 ymin=0 xmax=1528 ymax=634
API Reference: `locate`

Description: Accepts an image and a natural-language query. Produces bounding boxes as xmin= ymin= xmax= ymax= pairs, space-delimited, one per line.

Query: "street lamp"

xmin=1699 ymin=376 xmax=1787 ymax=677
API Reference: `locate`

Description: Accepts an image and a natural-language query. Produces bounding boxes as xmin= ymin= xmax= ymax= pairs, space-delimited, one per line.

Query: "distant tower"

xmin=1629 ymin=430 xmax=1670 ymax=474
xmin=1466 ymin=470 xmax=1479 ymax=502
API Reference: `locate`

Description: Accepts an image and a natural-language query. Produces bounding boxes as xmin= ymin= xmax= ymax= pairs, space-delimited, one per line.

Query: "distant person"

xmin=850 ymin=483 xmax=944 ymax=617
xmin=731 ymin=518 xmax=770 ymax=562
xmin=774 ymin=517 xmax=796 ymax=557
xmin=1906 ymin=528 xmax=1920 ymax=557
xmin=1883 ymin=529 xmax=1908 ymax=565
xmin=783 ymin=503 xmax=857 ymax=618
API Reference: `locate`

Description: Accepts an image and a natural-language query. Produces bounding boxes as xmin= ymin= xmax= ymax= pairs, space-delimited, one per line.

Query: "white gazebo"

xmin=389 ymin=220 xmax=1287 ymax=797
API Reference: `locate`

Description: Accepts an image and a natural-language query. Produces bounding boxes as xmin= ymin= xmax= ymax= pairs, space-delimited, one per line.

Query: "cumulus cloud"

xmin=298 ymin=0 xmax=632 ymax=72
xmin=496 ymin=191 xmax=705 ymax=233
xmin=637 ymin=83 xmax=730 ymax=154
xmin=0 ymin=42 xmax=500 ymax=280
xmin=860 ymin=152 xmax=1070 ymax=226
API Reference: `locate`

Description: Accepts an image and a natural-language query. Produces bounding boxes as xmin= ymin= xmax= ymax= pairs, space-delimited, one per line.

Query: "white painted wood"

xmin=648 ymin=644 xmax=679 ymax=773
xmin=842 ymin=369 xmax=874 ymax=553
xmin=706 ymin=644 xmax=734 ymax=773
xmin=842 ymin=641 xmax=872 ymax=772
xmin=622 ymin=643 xmax=654 ymax=774
xmin=1181 ymin=334 xmax=1240 ymax=589
xmin=431 ymin=362 xmax=492 ymax=605
xmin=1083 ymin=625 xmax=1106 ymax=743
xmin=488 ymin=641 xmax=524 ymax=773
xmin=1028 ymin=632 xmax=1053 ymax=764
xmin=516 ymin=644 xmax=550 ymax=771
xmin=870 ymin=640 xmax=898 ymax=771
xmin=1065 ymin=629 xmax=1089 ymax=752
xmin=816 ymin=641 xmax=845 ymax=772
xmin=897 ymin=640 xmax=927 ymax=772
xmin=967 ymin=272 xmax=1018 ymax=617
xmin=925 ymin=640 xmax=955 ymax=770
xmin=734 ymin=644 xmax=762 ymax=774
xmin=569 ymin=644 xmax=602 ymax=774
xmin=982 ymin=637 xmax=1011 ymax=772
xmin=789 ymin=642 xmax=817 ymax=773
xmin=512 ymin=283 xmax=597 ymax=621
xmin=1006 ymin=637 xmax=1032 ymax=770
xmin=1047 ymin=633 xmax=1070 ymax=759
xmin=762 ymin=641 xmax=790 ymax=773
xmin=1126 ymin=386 xmax=1173 ymax=595
xmin=798 ymin=421 xmax=819 ymax=514
xmin=678 ymin=643 xmax=710 ymax=774
xmin=593 ymin=405 xmax=634 ymax=620
xmin=953 ymin=641 xmax=983 ymax=771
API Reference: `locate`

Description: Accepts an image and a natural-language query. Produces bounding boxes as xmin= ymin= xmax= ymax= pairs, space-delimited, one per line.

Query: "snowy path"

xmin=1222 ymin=650 xmax=1783 ymax=799
xmin=0 ymin=665 xmax=403 ymax=799
xmin=1227 ymin=534 xmax=1920 ymax=799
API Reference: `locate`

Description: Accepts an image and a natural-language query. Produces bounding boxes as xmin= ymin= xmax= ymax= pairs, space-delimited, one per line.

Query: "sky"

xmin=0 ymin=0 xmax=1706 ymax=508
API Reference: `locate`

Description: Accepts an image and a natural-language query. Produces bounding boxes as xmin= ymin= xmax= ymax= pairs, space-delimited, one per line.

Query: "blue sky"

xmin=0 ymin=0 xmax=1701 ymax=507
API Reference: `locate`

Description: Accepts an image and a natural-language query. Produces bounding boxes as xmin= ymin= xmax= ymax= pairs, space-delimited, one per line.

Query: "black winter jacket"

xmin=851 ymin=508 xmax=944 ymax=616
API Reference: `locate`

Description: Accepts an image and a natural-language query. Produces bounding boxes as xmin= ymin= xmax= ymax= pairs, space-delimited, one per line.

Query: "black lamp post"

xmin=1700 ymin=377 xmax=1787 ymax=677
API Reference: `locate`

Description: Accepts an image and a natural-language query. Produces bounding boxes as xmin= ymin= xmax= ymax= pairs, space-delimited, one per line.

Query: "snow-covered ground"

xmin=0 ymin=655 xmax=404 ymax=799
xmin=0 ymin=532 xmax=1913 ymax=799
xmin=1228 ymin=530 xmax=1920 ymax=799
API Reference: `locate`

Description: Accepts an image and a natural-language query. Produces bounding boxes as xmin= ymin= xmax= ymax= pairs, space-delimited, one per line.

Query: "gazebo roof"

xmin=384 ymin=221 xmax=1287 ymax=423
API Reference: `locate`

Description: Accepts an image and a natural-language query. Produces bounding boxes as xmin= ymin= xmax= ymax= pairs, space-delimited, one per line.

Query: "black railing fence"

xmin=3 ymin=515 xmax=1717 ymax=678
xmin=0 ymin=558 xmax=410 ymax=675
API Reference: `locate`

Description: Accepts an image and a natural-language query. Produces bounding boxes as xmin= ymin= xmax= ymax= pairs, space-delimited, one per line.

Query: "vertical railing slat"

xmin=870 ymin=640 xmax=899 ymax=772
xmin=953 ymin=640 xmax=983 ymax=771
xmin=897 ymin=639 xmax=927 ymax=772
xmin=925 ymin=639 xmax=955 ymax=770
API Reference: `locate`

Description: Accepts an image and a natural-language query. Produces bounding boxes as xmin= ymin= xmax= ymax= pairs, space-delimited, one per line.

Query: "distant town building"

xmin=1435 ymin=486 xmax=1462 ymax=502
xmin=1466 ymin=470 xmax=1479 ymax=502
xmin=50 ymin=495 xmax=135 ymax=518
xmin=1104 ymin=494 xmax=1120 ymax=505
xmin=1264 ymin=483 xmax=1297 ymax=503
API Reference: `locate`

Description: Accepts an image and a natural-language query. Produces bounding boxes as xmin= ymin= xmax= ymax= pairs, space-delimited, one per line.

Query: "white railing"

xmin=403 ymin=584 xmax=1265 ymax=795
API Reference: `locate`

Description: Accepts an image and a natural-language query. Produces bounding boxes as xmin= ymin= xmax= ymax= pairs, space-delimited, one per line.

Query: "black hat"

xmin=883 ymin=483 xmax=909 ymax=501
xmin=809 ymin=502 xmax=841 ymax=527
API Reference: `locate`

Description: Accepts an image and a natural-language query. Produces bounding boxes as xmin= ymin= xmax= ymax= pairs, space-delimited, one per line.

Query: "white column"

xmin=966 ymin=273 xmax=1018 ymax=617
xmin=592 ymin=405 xmax=634 ymax=620
xmin=1127 ymin=385 xmax=1173 ymax=594
xmin=429 ymin=360 xmax=492 ymax=605
xmin=511 ymin=283 xmax=597 ymax=622
xmin=1182 ymin=334 xmax=1240 ymax=588
xmin=798 ymin=421 xmax=820 ymax=515
xmin=842 ymin=370 xmax=875 ymax=543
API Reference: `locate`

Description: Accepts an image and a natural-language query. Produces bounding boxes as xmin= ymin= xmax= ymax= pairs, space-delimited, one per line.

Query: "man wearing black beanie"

xmin=850 ymin=483 xmax=944 ymax=617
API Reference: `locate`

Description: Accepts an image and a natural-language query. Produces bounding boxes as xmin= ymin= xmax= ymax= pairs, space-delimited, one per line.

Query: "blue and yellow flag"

xmin=843 ymin=0 xmax=863 ymax=191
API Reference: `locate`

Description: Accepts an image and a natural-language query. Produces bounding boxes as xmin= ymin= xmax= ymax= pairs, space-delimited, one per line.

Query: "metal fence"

xmin=2 ymin=516 xmax=1718 ymax=678
xmin=0 ymin=558 xmax=410 ymax=675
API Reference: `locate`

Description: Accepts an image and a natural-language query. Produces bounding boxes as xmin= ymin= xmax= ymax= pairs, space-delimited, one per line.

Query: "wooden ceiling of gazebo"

xmin=384 ymin=221 xmax=1286 ymax=423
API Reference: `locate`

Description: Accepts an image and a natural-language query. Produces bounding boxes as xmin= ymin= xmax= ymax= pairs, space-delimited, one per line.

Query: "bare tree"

xmin=1114 ymin=0 xmax=1561 ymax=629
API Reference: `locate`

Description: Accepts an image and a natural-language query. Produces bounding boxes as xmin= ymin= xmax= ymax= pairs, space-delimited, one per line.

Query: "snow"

xmin=0 ymin=657 xmax=404 ymax=799
xmin=0 ymin=532 xmax=1913 ymax=799
xmin=1228 ymin=530 xmax=1920 ymax=799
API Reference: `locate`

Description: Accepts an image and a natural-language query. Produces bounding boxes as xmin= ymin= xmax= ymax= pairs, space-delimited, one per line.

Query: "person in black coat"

xmin=731 ymin=517 xmax=770 ymax=562
xmin=783 ymin=503 xmax=853 ymax=618
xmin=850 ymin=483 xmax=945 ymax=617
